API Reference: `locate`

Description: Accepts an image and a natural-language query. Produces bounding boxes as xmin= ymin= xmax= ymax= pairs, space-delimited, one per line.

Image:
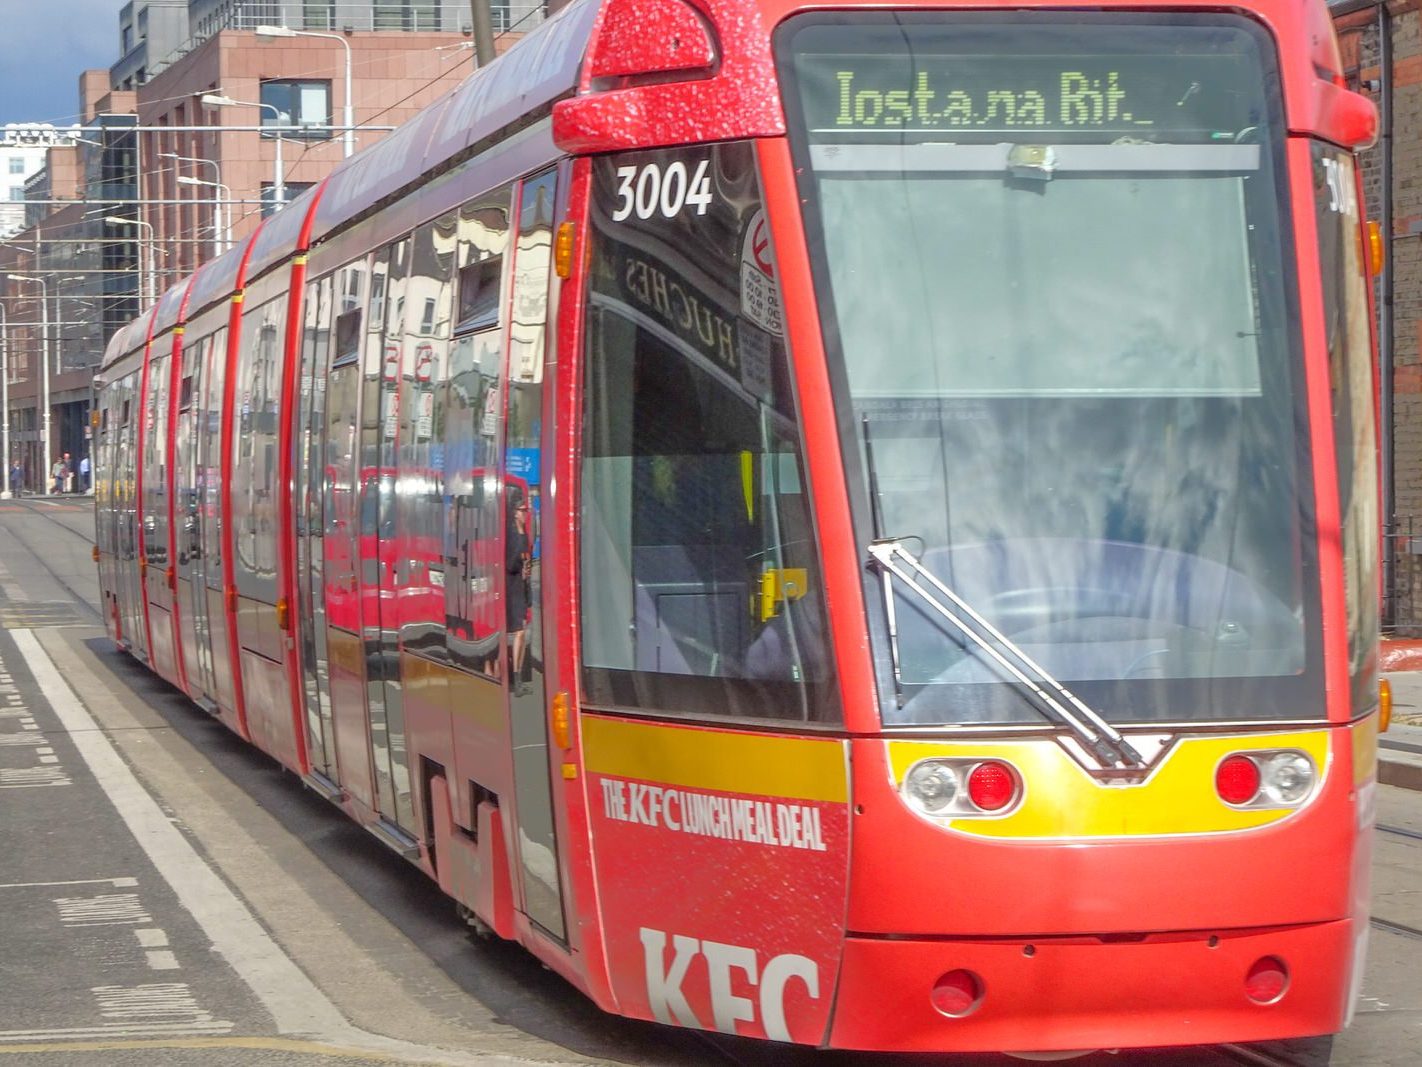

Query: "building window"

xmin=8 ymin=158 xmax=22 ymax=175
xmin=260 ymin=80 xmax=331 ymax=140
xmin=9 ymin=187 xmax=23 ymax=202
xmin=260 ymin=181 xmax=316 ymax=217
xmin=301 ymin=1 xmax=335 ymax=29
xmin=374 ymin=1 xmax=441 ymax=30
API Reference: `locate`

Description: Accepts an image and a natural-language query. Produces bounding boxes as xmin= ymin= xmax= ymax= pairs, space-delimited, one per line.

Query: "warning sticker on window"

xmin=740 ymin=209 xmax=782 ymax=337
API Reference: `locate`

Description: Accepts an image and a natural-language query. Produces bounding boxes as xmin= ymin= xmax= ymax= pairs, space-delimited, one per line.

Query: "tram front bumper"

xmin=827 ymin=918 xmax=1357 ymax=1053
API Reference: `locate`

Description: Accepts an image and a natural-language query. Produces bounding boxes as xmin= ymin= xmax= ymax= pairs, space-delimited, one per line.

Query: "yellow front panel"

xmin=887 ymin=729 xmax=1332 ymax=839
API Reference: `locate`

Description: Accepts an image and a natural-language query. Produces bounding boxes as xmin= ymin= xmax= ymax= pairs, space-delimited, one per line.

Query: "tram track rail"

xmin=1218 ymin=1042 xmax=1327 ymax=1067
xmin=0 ymin=496 xmax=102 ymax=622
xmin=1377 ymin=822 xmax=1422 ymax=843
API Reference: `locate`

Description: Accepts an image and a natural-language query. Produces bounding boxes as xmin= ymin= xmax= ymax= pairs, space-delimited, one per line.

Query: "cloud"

xmin=0 ymin=1 xmax=121 ymax=125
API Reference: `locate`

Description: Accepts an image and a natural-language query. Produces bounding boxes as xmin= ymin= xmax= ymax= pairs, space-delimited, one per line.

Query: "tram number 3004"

xmin=611 ymin=159 xmax=714 ymax=221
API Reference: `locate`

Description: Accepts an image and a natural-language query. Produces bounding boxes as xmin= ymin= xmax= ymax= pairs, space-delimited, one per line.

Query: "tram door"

xmin=201 ymin=327 xmax=237 ymax=718
xmin=321 ymin=260 xmax=378 ymax=812
xmin=504 ymin=170 xmax=565 ymax=938
xmin=174 ymin=342 xmax=215 ymax=700
xmin=294 ymin=276 xmax=337 ymax=780
xmin=119 ymin=372 xmax=149 ymax=661
xmin=141 ymin=348 xmax=177 ymax=681
xmin=115 ymin=375 xmax=146 ymax=655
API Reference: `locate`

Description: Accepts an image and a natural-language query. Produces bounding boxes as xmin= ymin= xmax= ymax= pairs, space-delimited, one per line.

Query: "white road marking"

xmin=93 ymin=983 xmax=215 ymax=1023
xmin=13 ymin=628 xmax=393 ymax=1043
xmin=0 ymin=766 xmax=71 ymax=786
xmin=145 ymin=951 xmax=180 ymax=971
xmin=0 ymin=1022 xmax=237 ymax=1042
xmin=56 ymin=893 xmax=151 ymax=927
xmin=0 ymin=878 xmax=137 ymax=890
xmin=0 ymin=560 xmax=28 ymax=603
xmin=135 ymin=928 xmax=169 ymax=948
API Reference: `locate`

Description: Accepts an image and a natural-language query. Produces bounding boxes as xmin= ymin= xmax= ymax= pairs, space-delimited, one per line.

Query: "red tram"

xmin=94 ymin=0 xmax=1386 ymax=1054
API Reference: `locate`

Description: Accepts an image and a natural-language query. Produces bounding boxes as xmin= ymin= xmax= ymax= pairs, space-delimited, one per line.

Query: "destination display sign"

xmin=795 ymin=51 xmax=1261 ymax=139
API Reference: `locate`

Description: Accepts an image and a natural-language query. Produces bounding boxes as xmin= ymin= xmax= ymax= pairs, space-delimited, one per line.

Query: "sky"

xmin=0 ymin=0 xmax=121 ymax=126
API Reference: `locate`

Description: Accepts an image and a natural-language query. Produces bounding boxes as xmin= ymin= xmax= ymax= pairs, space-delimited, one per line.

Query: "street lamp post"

xmin=175 ymin=175 xmax=233 ymax=258
xmin=6 ymin=274 xmax=51 ymax=494
xmin=201 ymin=93 xmax=288 ymax=209
xmin=102 ymin=216 xmax=157 ymax=305
xmin=162 ymin=152 xmax=228 ymax=256
xmin=255 ymin=25 xmax=355 ymax=158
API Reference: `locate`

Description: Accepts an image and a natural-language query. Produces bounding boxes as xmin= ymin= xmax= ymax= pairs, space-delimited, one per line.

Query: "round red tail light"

xmin=1244 ymin=956 xmax=1289 ymax=1004
xmin=930 ymin=969 xmax=983 ymax=1017
xmin=1216 ymin=755 xmax=1262 ymax=805
xmin=967 ymin=761 xmax=1018 ymax=811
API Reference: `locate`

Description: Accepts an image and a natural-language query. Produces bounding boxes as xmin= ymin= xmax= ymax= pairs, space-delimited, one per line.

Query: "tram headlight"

xmin=1260 ymin=751 xmax=1315 ymax=805
xmin=903 ymin=761 xmax=959 ymax=814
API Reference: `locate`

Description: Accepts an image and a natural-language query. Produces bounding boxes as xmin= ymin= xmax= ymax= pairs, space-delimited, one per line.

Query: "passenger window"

xmin=142 ymin=352 xmax=171 ymax=566
xmin=397 ymin=215 xmax=457 ymax=659
xmin=202 ymin=328 xmax=227 ymax=583
xmin=232 ymin=297 xmax=286 ymax=601
xmin=456 ymin=258 xmax=502 ymax=332
xmin=580 ymin=142 xmax=840 ymax=724
xmin=334 ymin=308 xmax=361 ymax=365
xmin=443 ymin=187 xmax=512 ymax=676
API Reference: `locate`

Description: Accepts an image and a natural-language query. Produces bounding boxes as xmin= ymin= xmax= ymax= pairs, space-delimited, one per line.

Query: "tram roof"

xmin=183 ymin=226 xmax=263 ymax=324
xmin=313 ymin=0 xmax=595 ymax=240
xmin=150 ymin=278 xmax=191 ymax=337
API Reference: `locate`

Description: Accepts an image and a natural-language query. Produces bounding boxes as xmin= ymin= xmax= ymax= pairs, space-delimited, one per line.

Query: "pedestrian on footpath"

xmin=8 ymin=460 xmax=20 ymax=497
xmin=79 ymin=454 xmax=91 ymax=493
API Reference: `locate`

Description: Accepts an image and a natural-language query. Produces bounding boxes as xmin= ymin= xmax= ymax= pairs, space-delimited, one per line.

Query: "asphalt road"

xmin=0 ymin=495 xmax=1417 ymax=1066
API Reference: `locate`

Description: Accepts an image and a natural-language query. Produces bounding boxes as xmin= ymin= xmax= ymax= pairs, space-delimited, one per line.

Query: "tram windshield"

xmin=778 ymin=14 xmax=1325 ymax=725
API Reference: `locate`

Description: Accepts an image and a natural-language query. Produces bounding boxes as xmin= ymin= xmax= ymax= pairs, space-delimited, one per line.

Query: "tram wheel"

xmin=456 ymin=902 xmax=494 ymax=940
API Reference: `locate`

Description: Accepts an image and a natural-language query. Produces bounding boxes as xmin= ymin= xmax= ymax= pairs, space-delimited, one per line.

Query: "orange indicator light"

xmin=551 ymin=690 xmax=571 ymax=749
xmin=555 ymin=222 xmax=575 ymax=279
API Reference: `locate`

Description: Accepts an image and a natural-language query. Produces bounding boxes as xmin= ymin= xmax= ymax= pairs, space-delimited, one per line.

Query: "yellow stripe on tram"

xmin=582 ymin=716 xmax=848 ymax=803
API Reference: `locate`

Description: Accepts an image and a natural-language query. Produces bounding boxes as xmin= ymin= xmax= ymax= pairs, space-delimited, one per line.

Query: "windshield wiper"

xmin=867 ymin=539 xmax=1145 ymax=772
xmin=860 ymin=416 xmax=1144 ymax=773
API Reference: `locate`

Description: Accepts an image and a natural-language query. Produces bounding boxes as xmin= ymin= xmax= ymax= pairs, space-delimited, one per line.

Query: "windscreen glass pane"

xmin=580 ymin=142 xmax=839 ymax=724
xmin=779 ymin=14 xmax=1323 ymax=726
xmin=1315 ymin=146 xmax=1380 ymax=718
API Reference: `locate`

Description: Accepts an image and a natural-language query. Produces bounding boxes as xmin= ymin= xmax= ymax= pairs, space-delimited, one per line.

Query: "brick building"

xmin=0 ymin=0 xmax=535 ymax=494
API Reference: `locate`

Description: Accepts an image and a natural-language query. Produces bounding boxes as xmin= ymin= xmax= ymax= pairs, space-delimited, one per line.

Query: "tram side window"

xmin=443 ymin=187 xmax=511 ymax=677
xmin=142 ymin=352 xmax=171 ymax=566
xmin=322 ymin=263 xmax=367 ymax=632
xmin=232 ymin=297 xmax=286 ymax=602
xmin=1315 ymin=146 xmax=1380 ymax=718
xmin=177 ymin=342 xmax=204 ymax=564
xmin=579 ymin=143 xmax=840 ymax=724
xmin=334 ymin=308 xmax=361 ymax=364
xmin=397 ymin=214 xmax=457 ymax=658
xmin=201 ymin=328 xmax=227 ymax=582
